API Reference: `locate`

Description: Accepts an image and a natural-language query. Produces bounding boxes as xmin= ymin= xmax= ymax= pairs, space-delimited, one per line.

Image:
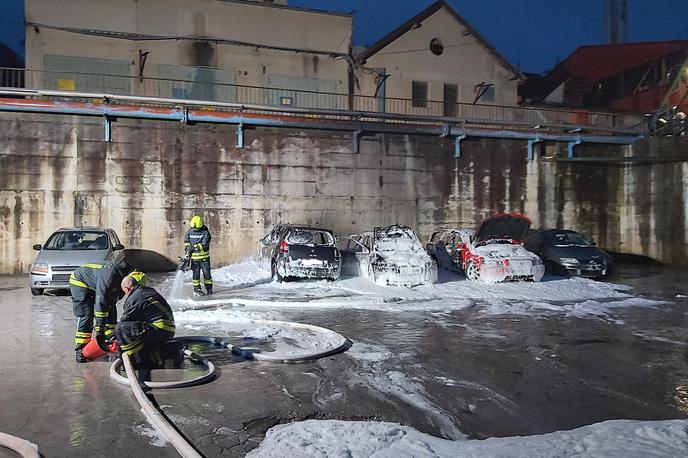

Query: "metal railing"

xmin=0 ymin=67 xmax=646 ymax=133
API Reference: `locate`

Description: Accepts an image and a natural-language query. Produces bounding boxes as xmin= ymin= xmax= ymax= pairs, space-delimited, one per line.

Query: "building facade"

xmin=24 ymin=0 xmax=352 ymax=107
xmin=354 ymin=1 xmax=522 ymax=116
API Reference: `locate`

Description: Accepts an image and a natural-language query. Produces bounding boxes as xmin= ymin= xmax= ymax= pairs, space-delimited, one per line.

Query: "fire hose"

xmin=0 ymin=432 xmax=39 ymax=458
xmin=109 ymin=323 xmax=350 ymax=457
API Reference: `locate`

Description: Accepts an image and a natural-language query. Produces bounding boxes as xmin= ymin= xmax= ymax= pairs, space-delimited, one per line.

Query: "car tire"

xmin=30 ymin=287 xmax=44 ymax=296
xmin=465 ymin=261 xmax=480 ymax=281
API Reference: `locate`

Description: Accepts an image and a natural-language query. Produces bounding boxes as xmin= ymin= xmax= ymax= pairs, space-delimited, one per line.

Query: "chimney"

xmin=604 ymin=0 xmax=628 ymax=44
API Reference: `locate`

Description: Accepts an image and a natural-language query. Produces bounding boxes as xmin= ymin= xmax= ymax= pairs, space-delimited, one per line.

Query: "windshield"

xmin=44 ymin=231 xmax=110 ymax=250
xmin=373 ymin=226 xmax=423 ymax=251
xmin=547 ymin=232 xmax=591 ymax=247
xmin=286 ymin=229 xmax=335 ymax=246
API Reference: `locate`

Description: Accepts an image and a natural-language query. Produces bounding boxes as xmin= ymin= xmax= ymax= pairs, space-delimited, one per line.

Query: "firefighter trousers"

xmin=191 ymin=258 xmax=213 ymax=289
xmin=70 ymin=285 xmax=117 ymax=349
xmin=115 ymin=321 xmax=174 ymax=365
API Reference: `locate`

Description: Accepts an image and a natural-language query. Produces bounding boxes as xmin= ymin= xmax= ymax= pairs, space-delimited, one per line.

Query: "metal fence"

xmin=0 ymin=67 xmax=646 ymax=133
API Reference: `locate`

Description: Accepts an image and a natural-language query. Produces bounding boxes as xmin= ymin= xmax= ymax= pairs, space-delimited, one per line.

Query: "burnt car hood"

xmin=475 ymin=214 xmax=531 ymax=245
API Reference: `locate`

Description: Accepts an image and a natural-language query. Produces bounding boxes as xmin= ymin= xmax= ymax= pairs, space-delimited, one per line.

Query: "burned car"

xmin=525 ymin=229 xmax=612 ymax=279
xmin=259 ymin=224 xmax=341 ymax=282
xmin=456 ymin=213 xmax=545 ymax=283
xmin=340 ymin=224 xmax=437 ymax=287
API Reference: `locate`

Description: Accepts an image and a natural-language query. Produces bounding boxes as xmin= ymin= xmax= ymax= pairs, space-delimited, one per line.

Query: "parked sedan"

xmin=29 ymin=227 xmax=125 ymax=295
xmin=456 ymin=213 xmax=545 ymax=283
xmin=525 ymin=229 xmax=612 ymax=279
xmin=340 ymin=224 xmax=437 ymax=287
xmin=259 ymin=224 xmax=341 ymax=282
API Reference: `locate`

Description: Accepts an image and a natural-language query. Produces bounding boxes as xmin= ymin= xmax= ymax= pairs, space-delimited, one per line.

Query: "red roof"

xmin=561 ymin=40 xmax=688 ymax=83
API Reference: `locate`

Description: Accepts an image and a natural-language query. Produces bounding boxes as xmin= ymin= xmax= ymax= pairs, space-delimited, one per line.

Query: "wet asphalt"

xmin=0 ymin=264 xmax=687 ymax=457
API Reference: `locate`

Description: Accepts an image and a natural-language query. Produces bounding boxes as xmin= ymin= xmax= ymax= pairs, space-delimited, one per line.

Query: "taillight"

xmin=279 ymin=240 xmax=289 ymax=254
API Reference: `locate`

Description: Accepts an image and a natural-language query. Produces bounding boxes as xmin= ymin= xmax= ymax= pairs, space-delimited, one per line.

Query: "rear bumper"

xmin=278 ymin=258 xmax=341 ymax=280
xmin=372 ymin=263 xmax=438 ymax=287
xmin=480 ymin=262 xmax=545 ymax=283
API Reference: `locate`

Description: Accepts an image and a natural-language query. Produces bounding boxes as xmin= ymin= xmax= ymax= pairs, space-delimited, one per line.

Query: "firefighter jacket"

xmin=69 ymin=258 xmax=131 ymax=319
xmin=184 ymin=226 xmax=211 ymax=261
xmin=121 ymin=285 xmax=176 ymax=335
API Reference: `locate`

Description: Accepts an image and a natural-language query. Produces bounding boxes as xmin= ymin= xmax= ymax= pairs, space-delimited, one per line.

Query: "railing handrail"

xmin=0 ymin=66 xmax=647 ymax=121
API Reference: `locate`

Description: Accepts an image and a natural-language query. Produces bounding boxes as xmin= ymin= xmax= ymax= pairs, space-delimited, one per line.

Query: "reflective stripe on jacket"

xmin=184 ymin=226 xmax=211 ymax=261
xmin=69 ymin=263 xmax=103 ymax=290
xmin=120 ymin=285 xmax=176 ymax=335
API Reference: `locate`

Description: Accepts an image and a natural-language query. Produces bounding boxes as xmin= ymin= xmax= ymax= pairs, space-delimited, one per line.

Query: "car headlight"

xmin=31 ymin=263 xmax=49 ymax=274
xmin=559 ymin=257 xmax=580 ymax=265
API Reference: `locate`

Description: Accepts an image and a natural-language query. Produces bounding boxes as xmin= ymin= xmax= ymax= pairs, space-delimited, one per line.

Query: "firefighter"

xmin=116 ymin=272 xmax=175 ymax=367
xmin=69 ymin=257 xmax=133 ymax=363
xmin=184 ymin=214 xmax=213 ymax=296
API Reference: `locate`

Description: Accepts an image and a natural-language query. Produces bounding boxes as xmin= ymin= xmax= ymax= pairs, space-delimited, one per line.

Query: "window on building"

xmin=474 ymin=82 xmax=495 ymax=103
xmin=443 ymin=83 xmax=458 ymax=117
xmin=412 ymin=81 xmax=428 ymax=108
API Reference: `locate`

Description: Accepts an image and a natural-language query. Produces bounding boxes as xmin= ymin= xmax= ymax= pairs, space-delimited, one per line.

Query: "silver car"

xmin=29 ymin=227 xmax=125 ymax=295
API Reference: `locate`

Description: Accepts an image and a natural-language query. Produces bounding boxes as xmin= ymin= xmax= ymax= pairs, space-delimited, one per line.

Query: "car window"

xmin=286 ymin=229 xmax=335 ymax=246
xmin=429 ymin=232 xmax=440 ymax=243
xmin=108 ymin=231 xmax=120 ymax=248
xmin=44 ymin=231 xmax=109 ymax=250
xmin=548 ymin=232 xmax=591 ymax=247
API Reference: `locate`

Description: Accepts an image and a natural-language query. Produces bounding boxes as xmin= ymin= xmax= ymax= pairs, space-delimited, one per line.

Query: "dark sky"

xmin=290 ymin=0 xmax=688 ymax=73
xmin=1 ymin=0 xmax=687 ymax=73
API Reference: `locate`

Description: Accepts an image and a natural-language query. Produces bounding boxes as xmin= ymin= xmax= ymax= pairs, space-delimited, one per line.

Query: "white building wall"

xmin=24 ymin=0 xmax=351 ymax=97
xmin=356 ymin=7 xmax=519 ymax=111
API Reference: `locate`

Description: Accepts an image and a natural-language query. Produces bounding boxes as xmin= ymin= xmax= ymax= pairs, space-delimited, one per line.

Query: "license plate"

xmin=301 ymin=259 xmax=324 ymax=266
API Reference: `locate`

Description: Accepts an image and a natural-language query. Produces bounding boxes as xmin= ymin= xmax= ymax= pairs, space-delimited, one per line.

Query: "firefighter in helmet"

xmin=116 ymin=271 xmax=176 ymax=367
xmin=184 ymin=214 xmax=213 ymax=296
xmin=69 ymin=256 xmax=134 ymax=363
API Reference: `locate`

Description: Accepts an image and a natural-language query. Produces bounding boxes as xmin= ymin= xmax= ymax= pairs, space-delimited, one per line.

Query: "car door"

xmin=434 ymin=232 xmax=452 ymax=270
xmin=259 ymin=226 xmax=279 ymax=268
xmin=339 ymin=236 xmax=369 ymax=276
xmin=426 ymin=231 xmax=440 ymax=257
xmin=444 ymin=232 xmax=462 ymax=272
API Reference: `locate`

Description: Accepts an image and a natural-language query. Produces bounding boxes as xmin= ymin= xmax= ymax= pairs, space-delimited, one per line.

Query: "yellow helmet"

xmin=127 ymin=271 xmax=147 ymax=286
xmin=190 ymin=215 xmax=203 ymax=229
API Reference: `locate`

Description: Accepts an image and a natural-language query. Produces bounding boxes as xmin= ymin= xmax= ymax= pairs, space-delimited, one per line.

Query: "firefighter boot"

xmin=75 ymin=347 xmax=87 ymax=363
xmin=205 ymin=284 xmax=213 ymax=295
xmin=193 ymin=285 xmax=206 ymax=296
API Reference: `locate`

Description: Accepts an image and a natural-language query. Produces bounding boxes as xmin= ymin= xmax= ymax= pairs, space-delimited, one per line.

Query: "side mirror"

xmin=33 ymin=244 xmax=42 ymax=251
xmin=113 ymin=244 xmax=125 ymax=251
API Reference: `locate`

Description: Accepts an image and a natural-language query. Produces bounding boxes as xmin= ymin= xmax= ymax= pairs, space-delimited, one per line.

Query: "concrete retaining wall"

xmin=0 ymin=112 xmax=686 ymax=274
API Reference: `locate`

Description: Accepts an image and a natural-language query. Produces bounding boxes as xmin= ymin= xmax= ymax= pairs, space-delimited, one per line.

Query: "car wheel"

xmin=30 ymin=287 xmax=44 ymax=296
xmin=465 ymin=261 xmax=480 ymax=281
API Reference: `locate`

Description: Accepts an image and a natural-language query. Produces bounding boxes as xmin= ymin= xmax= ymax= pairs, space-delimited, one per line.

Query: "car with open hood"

xmin=339 ymin=224 xmax=437 ymax=287
xmin=456 ymin=213 xmax=544 ymax=283
xmin=259 ymin=224 xmax=341 ymax=282
xmin=525 ymin=229 xmax=612 ymax=279
xmin=29 ymin=227 xmax=125 ymax=295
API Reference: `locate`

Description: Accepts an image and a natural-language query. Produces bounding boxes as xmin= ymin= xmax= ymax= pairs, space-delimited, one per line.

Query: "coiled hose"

xmin=110 ymin=322 xmax=350 ymax=457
